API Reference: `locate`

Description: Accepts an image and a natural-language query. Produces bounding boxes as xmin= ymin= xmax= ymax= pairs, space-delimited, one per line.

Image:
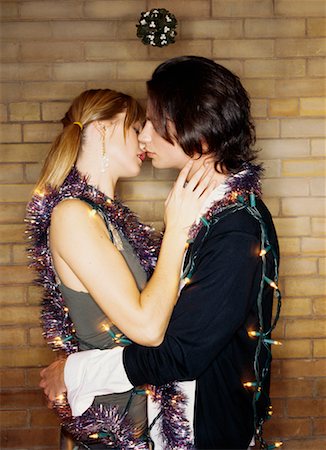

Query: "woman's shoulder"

xmin=51 ymin=198 xmax=97 ymax=231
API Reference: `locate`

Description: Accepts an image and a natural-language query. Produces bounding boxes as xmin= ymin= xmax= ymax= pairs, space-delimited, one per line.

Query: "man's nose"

xmin=138 ymin=121 xmax=151 ymax=145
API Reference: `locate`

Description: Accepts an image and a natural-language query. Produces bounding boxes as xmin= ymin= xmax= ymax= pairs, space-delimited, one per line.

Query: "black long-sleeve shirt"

xmin=124 ymin=200 xmax=279 ymax=449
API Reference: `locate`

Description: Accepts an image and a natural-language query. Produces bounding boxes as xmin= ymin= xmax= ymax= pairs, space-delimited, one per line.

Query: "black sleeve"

xmin=123 ymin=222 xmax=261 ymax=387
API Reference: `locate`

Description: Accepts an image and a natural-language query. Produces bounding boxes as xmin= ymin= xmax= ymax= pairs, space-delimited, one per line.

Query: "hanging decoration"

xmin=136 ymin=8 xmax=177 ymax=47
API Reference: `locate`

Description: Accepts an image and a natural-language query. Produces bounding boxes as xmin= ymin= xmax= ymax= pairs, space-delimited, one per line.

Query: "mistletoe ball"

xmin=136 ymin=8 xmax=177 ymax=47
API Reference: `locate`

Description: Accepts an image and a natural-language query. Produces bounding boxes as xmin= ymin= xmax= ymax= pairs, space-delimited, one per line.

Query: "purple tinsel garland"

xmin=25 ymin=167 xmax=193 ymax=449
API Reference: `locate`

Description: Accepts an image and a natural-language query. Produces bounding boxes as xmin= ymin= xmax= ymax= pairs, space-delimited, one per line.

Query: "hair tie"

xmin=73 ymin=121 xmax=83 ymax=130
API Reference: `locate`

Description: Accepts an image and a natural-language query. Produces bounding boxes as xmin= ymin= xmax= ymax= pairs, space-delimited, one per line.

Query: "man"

xmin=41 ymin=56 xmax=279 ymax=449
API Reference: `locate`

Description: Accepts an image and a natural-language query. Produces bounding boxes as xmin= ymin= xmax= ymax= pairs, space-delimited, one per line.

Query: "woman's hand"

xmin=164 ymin=161 xmax=215 ymax=237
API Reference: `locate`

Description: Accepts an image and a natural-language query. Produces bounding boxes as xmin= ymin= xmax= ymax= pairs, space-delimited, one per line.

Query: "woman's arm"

xmin=50 ymin=163 xmax=214 ymax=346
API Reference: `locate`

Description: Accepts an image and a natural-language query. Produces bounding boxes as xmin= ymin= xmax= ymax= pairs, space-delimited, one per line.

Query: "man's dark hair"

xmin=147 ymin=56 xmax=257 ymax=173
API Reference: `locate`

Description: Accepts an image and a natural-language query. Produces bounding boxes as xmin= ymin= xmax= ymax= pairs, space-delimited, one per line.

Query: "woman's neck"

xmin=75 ymin=159 xmax=117 ymax=199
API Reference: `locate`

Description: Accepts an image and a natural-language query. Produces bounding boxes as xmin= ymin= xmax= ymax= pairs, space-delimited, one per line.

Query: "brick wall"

xmin=0 ymin=1 xmax=325 ymax=448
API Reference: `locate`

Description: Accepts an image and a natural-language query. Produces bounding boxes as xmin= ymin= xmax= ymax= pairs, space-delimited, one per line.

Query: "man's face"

xmin=138 ymin=114 xmax=190 ymax=170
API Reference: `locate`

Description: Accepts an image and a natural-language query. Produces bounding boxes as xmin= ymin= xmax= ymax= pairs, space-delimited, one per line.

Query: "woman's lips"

xmin=137 ymin=152 xmax=146 ymax=162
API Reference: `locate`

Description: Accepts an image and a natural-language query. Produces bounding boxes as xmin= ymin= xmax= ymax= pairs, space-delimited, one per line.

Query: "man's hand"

xmin=40 ymin=358 xmax=67 ymax=402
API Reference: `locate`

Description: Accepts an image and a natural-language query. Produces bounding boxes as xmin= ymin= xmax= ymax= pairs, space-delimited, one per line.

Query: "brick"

xmin=280 ymin=256 xmax=317 ymax=275
xmin=269 ymin=99 xmax=299 ymax=117
xmin=23 ymin=123 xmax=61 ymax=143
xmin=282 ymin=159 xmax=326 ymax=177
xmin=30 ymin=408 xmax=60 ymax=427
xmin=288 ymin=398 xmax=326 ymax=417
xmin=149 ymin=0 xmax=210 ymax=18
xmin=308 ymin=18 xmax=326 ymax=37
xmin=244 ymin=59 xmax=305 ymax=78
xmin=21 ymin=41 xmax=84 ymax=62
xmin=41 ymin=102 xmax=70 ymax=121
xmin=0 ymin=410 xmax=28 ymax=428
xmin=286 ymin=319 xmax=325 ymax=338
xmin=1 ymin=63 xmax=51 ymax=82
xmin=263 ymin=178 xmax=309 ymax=197
xmin=87 ymin=80 xmax=147 ymax=99
xmin=279 ymin=297 xmax=312 ymax=317
xmin=314 ymin=418 xmax=326 ymax=435
xmin=251 ymin=99 xmax=268 ymax=118
xmin=213 ymin=0 xmax=272 ymax=17
xmin=0 ymin=306 xmax=40 ymax=326
xmin=116 ymin=20 xmax=141 ymax=40
xmin=257 ymin=139 xmax=310 ymax=159
xmin=281 ymin=359 xmax=326 ymax=378
xmin=52 ymin=20 xmax=117 ymax=40
xmin=0 ymin=199 xmax=32 ymax=220
xmin=86 ymin=41 xmax=148 ymax=61
xmin=20 ymin=0 xmax=83 ymax=18
xmin=276 ymin=38 xmax=326 ymax=57
xmin=27 ymin=285 xmax=43 ymax=305
xmin=281 ymin=439 xmax=326 ymax=450
xmin=0 ymin=244 xmax=11 ymax=264
xmin=117 ymin=61 xmax=161 ymax=80
xmin=0 ymin=266 xmax=34 ymax=284
xmin=0 ymin=103 xmax=8 ymax=121
xmin=1 ymin=22 xmax=52 ymax=41
xmin=262 ymin=198 xmax=280 ymax=216
xmin=255 ymin=119 xmax=279 ymax=138
xmin=270 ymin=378 xmax=314 ymax=397
xmin=276 ymin=78 xmax=326 ymax=97
xmin=53 ymin=62 xmax=116 ymax=81
xmin=0 ymin=346 xmax=54 ymax=367
xmin=318 ymin=257 xmax=326 ymax=275
xmin=0 ymin=143 xmax=48 ymax=163
xmin=21 ymin=82 xmax=85 ymax=101
xmin=311 ymin=139 xmax=326 ymax=157
xmin=257 ymin=159 xmax=280 ymax=177
xmin=284 ymin=278 xmax=326 ymax=297
xmin=119 ymin=181 xmax=172 ymax=201
xmin=9 ymin=102 xmax=41 ymax=122
xmin=276 ymin=0 xmax=326 ymax=17
xmin=0 ymin=224 xmax=26 ymax=243
xmin=313 ymin=339 xmax=326 ymax=357
xmin=0 ymin=42 xmax=20 ymax=62
xmin=300 ymin=98 xmax=326 ymax=117
xmin=214 ymin=59 xmax=243 ymax=77
xmin=213 ymin=39 xmax=274 ymax=58
xmin=264 ymin=417 xmax=311 ymax=438
xmin=267 ymin=398 xmax=285 ymax=418
xmin=273 ymin=217 xmax=311 ymax=237
xmin=85 ymin=0 xmax=146 ymax=18
xmin=243 ymin=79 xmax=275 ymax=98
xmin=0 ymin=164 xmax=24 ymax=184
xmin=0 ymin=124 xmax=22 ymax=143
xmin=0 ymin=327 xmax=26 ymax=346
xmin=26 ymin=367 xmax=46 ymax=387
xmin=0 ymin=286 xmax=25 ymax=306
xmin=29 ymin=327 xmax=45 ymax=346
xmin=311 ymin=217 xmax=326 ymax=236
xmin=0 ymin=369 xmax=25 ymax=388
xmin=122 ymin=201 xmax=156 ymax=222
xmin=0 ymin=83 xmax=23 ymax=103
xmin=316 ymin=379 xmax=326 ymax=396
xmin=309 ymin=177 xmax=324 ymax=198
xmin=181 ymin=20 xmax=243 ymax=39
xmin=1 ymin=427 xmax=59 ymax=447
xmin=307 ymin=58 xmax=326 ymax=77
xmin=25 ymin=163 xmax=42 ymax=184
xmin=0 ymin=2 xmax=18 ymax=18
xmin=149 ymin=40 xmax=212 ymax=60
xmin=278 ymin=237 xmax=300 ymax=255
xmin=282 ymin=197 xmax=325 ymax=216
xmin=245 ymin=18 xmax=305 ymax=37
xmin=1 ymin=389 xmax=45 ymax=408
xmin=12 ymin=244 xmax=28 ymax=264
xmin=302 ymin=238 xmax=326 ymax=254
xmin=313 ymin=298 xmax=326 ymax=315
xmin=273 ymin=338 xmax=311 ymax=358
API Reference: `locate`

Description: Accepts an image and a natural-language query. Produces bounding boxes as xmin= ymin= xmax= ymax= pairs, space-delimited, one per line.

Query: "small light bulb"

xmin=89 ymin=209 xmax=97 ymax=217
xmin=259 ymin=249 xmax=267 ymax=256
xmin=184 ymin=277 xmax=191 ymax=284
xmin=243 ymin=381 xmax=256 ymax=388
xmin=89 ymin=433 xmax=99 ymax=439
xmin=248 ymin=330 xmax=260 ymax=337
xmin=275 ymin=443 xmax=283 ymax=448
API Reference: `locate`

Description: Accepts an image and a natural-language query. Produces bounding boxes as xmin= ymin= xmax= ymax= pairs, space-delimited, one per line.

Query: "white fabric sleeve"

xmin=64 ymin=347 xmax=133 ymax=417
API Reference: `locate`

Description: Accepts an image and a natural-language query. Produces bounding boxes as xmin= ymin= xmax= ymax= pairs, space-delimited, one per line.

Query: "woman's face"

xmin=104 ymin=112 xmax=145 ymax=178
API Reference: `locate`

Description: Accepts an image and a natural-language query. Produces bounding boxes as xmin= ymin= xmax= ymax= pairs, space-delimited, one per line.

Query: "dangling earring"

xmin=100 ymin=124 xmax=109 ymax=173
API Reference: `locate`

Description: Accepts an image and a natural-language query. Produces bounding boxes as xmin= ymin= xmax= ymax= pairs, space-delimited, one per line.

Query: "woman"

xmin=26 ymin=89 xmax=214 ymax=448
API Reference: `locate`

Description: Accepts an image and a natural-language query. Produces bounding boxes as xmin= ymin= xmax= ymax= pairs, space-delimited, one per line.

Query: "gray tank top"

xmin=58 ymin=226 xmax=148 ymax=441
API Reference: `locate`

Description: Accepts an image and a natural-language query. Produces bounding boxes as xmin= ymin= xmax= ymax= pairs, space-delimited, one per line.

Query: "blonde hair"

xmin=35 ymin=89 xmax=144 ymax=192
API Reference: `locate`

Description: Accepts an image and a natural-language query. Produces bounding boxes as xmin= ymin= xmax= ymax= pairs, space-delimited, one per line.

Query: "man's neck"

xmin=187 ymin=155 xmax=228 ymax=189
